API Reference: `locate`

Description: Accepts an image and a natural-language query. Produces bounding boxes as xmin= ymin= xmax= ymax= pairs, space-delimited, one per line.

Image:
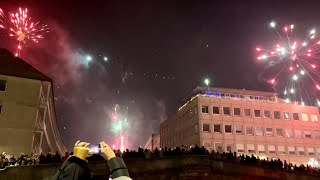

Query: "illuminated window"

xmin=215 ymin=92 xmax=221 ymax=97
xmin=235 ymin=125 xmax=243 ymax=134
xmin=215 ymin=142 xmax=223 ymax=153
xmin=225 ymin=125 xmax=232 ymax=133
xmin=308 ymin=147 xmax=314 ymax=156
xmin=226 ymin=144 xmax=233 ymax=152
xmin=268 ymin=145 xmax=276 ymax=154
xmin=314 ymin=130 xmax=320 ymax=139
xmin=278 ymin=146 xmax=286 ymax=155
xmin=201 ymin=105 xmax=209 ymax=113
xmin=254 ymin=110 xmax=261 ymax=117
xmin=266 ymin=128 xmax=273 ymax=136
xmin=311 ymin=114 xmax=318 ymax=122
xmin=288 ymin=146 xmax=296 ymax=155
xmin=246 ymin=126 xmax=253 ymax=135
xmin=204 ymin=142 xmax=212 ymax=150
xmin=285 ymin=129 xmax=293 ymax=138
xmin=276 ymin=128 xmax=283 ymax=136
xmin=214 ymin=124 xmax=221 ymax=133
xmin=274 ymin=111 xmax=281 ymax=119
xmin=298 ymin=147 xmax=305 ymax=156
xmin=202 ymin=123 xmax=210 ymax=132
xmin=264 ymin=110 xmax=271 ymax=118
xmin=295 ymin=129 xmax=302 ymax=138
xmin=256 ymin=126 xmax=263 ymax=136
xmin=234 ymin=108 xmax=241 ymax=116
xmin=212 ymin=106 xmax=220 ymax=114
xmin=236 ymin=144 xmax=244 ymax=153
xmin=302 ymin=113 xmax=309 ymax=121
xmin=223 ymin=107 xmax=231 ymax=115
xmin=257 ymin=145 xmax=265 ymax=154
xmin=305 ymin=130 xmax=312 ymax=138
xmin=244 ymin=109 xmax=251 ymax=117
xmin=293 ymin=113 xmax=299 ymax=120
xmin=0 ymin=80 xmax=6 ymax=91
xmin=247 ymin=144 xmax=255 ymax=153
xmin=283 ymin=112 xmax=290 ymax=120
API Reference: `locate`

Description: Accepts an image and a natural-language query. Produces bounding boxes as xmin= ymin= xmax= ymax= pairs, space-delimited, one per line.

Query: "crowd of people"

xmin=0 ymin=151 xmax=71 ymax=169
xmin=1 ymin=145 xmax=320 ymax=176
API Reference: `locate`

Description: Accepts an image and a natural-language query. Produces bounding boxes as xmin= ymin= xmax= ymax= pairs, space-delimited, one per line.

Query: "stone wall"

xmin=0 ymin=156 xmax=318 ymax=180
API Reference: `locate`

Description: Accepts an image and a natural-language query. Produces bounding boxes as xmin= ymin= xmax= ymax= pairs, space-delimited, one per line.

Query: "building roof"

xmin=180 ymin=86 xmax=278 ymax=104
xmin=0 ymin=48 xmax=52 ymax=82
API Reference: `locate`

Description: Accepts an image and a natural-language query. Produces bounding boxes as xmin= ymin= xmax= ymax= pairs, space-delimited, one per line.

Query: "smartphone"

xmin=88 ymin=144 xmax=101 ymax=155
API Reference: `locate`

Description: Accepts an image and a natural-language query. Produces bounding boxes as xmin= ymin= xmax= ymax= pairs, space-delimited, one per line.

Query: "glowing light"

xmin=270 ymin=21 xmax=276 ymax=28
xmin=86 ymin=56 xmax=92 ymax=61
xmin=290 ymin=88 xmax=295 ymax=93
xmin=256 ymin=48 xmax=261 ymax=51
xmin=318 ymin=41 xmax=320 ymax=44
xmin=292 ymin=74 xmax=298 ymax=80
xmin=284 ymin=90 xmax=287 ymax=95
xmin=310 ymin=29 xmax=316 ymax=34
xmin=271 ymin=79 xmax=275 ymax=84
xmin=312 ymin=64 xmax=316 ymax=68
xmin=104 ymin=56 xmax=108 ymax=61
xmin=289 ymin=66 xmax=293 ymax=71
xmin=308 ymin=158 xmax=319 ymax=168
xmin=302 ymin=101 xmax=305 ymax=106
xmin=317 ymin=100 xmax=320 ymax=107
xmin=270 ymin=51 xmax=275 ymax=55
xmin=311 ymin=35 xmax=315 ymax=39
xmin=285 ymin=98 xmax=290 ymax=103
xmin=290 ymin=24 xmax=294 ymax=29
xmin=308 ymin=49 xmax=312 ymax=52
xmin=284 ymin=27 xmax=288 ymax=31
xmin=302 ymin=42 xmax=307 ymax=46
xmin=317 ymin=85 xmax=320 ymax=90
xmin=300 ymin=70 xmax=305 ymax=75
xmin=307 ymin=53 xmax=311 ymax=57
xmin=261 ymin=54 xmax=267 ymax=59
xmin=204 ymin=78 xmax=210 ymax=86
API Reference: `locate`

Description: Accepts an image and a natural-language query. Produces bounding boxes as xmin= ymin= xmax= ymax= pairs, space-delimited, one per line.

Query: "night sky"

xmin=1 ymin=0 xmax=320 ymax=150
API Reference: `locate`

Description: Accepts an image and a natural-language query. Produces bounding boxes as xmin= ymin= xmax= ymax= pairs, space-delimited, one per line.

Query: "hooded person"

xmin=52 ymin=141 xmax=131 ymax=180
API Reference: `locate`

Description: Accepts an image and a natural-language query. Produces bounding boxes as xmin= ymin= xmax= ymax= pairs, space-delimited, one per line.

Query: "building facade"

xmin=0 ymin=49 xmax=67 ymax=155
xmin=160 ymin=86 xmax=320 ymax=165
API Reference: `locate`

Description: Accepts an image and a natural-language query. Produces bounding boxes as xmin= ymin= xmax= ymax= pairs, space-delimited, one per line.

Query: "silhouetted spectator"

xmin=8 ymin=154 xmax=16 ymax=166
xmin=63 ymin=152 xmax=70 ymax=162
xmin=54 ymin=151 xmax=62 ymax=163
xmin=39 ymin=153 xmax=45 ymax=164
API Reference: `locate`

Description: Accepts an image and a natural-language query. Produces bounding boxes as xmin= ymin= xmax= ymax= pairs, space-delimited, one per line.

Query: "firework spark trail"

xmin=0 ymin=8 xmax=49 ymax=56
xmin=256 ymin=22 xmax=320 ymax=105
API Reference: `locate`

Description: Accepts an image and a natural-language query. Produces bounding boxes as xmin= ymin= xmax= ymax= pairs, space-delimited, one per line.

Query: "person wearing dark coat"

xmin=52 ymin=141 xmax=131 ymax=180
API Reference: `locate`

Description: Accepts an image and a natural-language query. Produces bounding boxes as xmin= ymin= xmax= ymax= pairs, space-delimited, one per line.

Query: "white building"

xmin=160 ymin=86 xmax=320 ymax=165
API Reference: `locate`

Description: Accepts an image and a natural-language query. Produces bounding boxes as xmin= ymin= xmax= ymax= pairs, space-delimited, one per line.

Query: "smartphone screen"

xmin=88 ymin=144 xmax=101 ymax=155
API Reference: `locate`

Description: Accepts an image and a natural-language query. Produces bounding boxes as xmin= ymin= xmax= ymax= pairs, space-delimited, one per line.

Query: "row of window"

xmin=0 ymin=80 xmax=6 ymax=91
xmin=201 ymin=105 xmax=318 ymax=122
xmin=202 ymin=123 xmax=320 ymax=139
xmin=205 ymin=143 xmax=320 ymax=156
